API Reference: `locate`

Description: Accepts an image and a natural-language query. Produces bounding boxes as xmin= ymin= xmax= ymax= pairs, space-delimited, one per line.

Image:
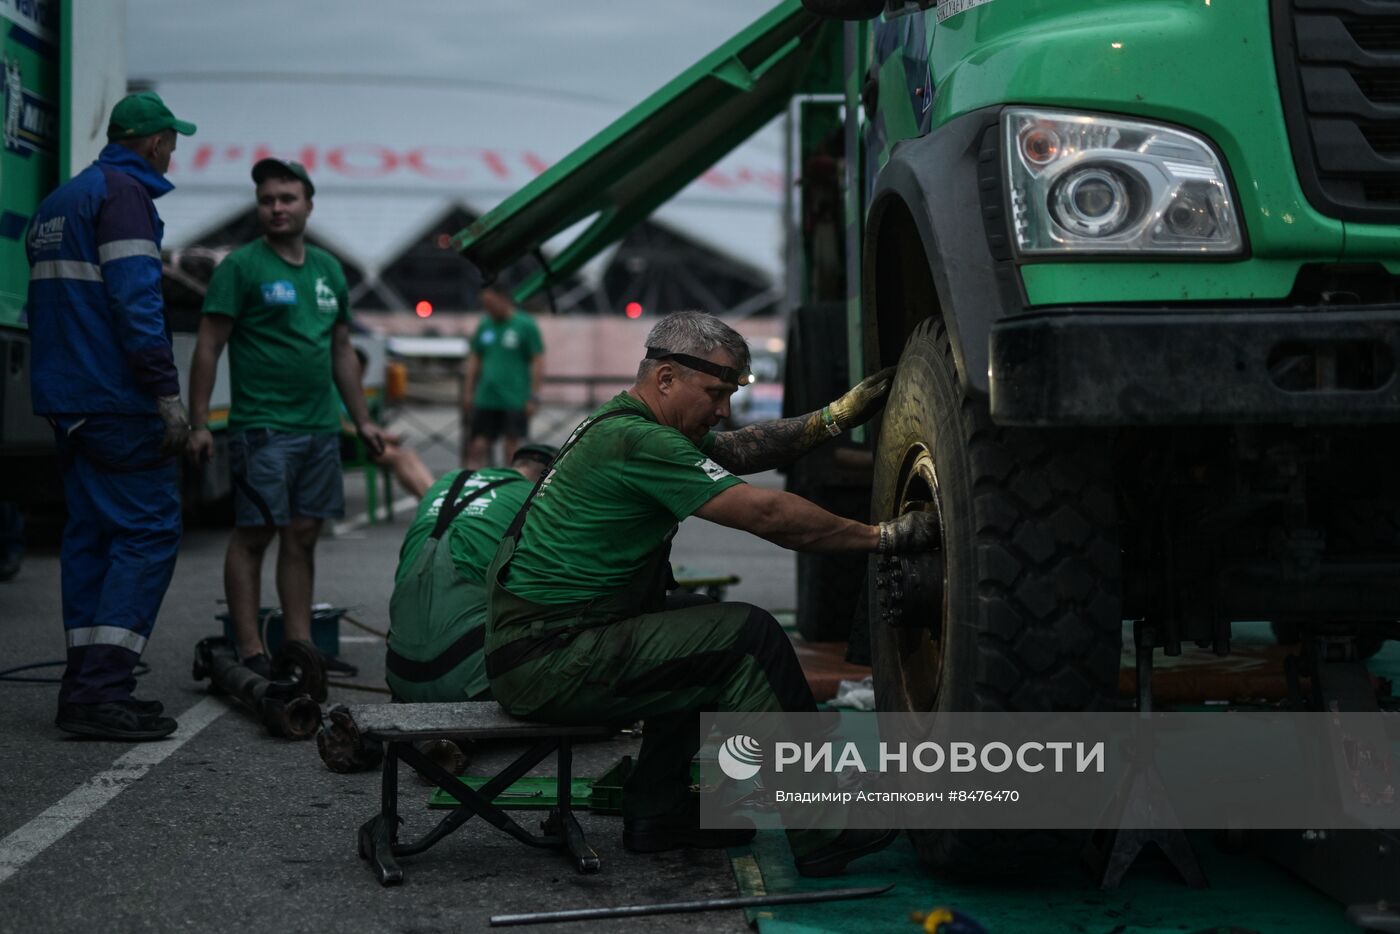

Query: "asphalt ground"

xmin=0 ymin=405 xmax=799 ymax=933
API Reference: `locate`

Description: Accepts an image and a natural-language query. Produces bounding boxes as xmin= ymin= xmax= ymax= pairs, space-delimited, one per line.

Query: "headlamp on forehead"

xmin=645 ymin=347 xmax=751 ymax=386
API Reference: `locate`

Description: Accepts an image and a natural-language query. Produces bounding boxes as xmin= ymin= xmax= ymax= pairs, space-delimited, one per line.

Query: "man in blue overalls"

xmin=26 ymin=92 xmax=196 ymax=740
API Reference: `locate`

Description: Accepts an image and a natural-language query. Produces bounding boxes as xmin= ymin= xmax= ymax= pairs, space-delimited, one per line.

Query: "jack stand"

xmin=1083 ymin=622 xmax=1207 ymax=889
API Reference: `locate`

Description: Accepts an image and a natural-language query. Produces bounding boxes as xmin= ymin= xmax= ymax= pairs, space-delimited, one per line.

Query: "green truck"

xmin=0 ymin=0 xmax=126 ymax=506
xmin=461 ymin=0 xmax=1398 ymax=898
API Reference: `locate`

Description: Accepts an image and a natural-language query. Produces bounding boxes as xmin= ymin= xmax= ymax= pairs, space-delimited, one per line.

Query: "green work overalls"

xmin=482 ymin=410 xmax=831 ymax=850
xmin=385 ymin=472 xmax=522 ymax=703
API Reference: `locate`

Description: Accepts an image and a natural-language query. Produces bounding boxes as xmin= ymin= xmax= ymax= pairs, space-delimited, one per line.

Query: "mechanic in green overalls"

xmin=484 ymin=312 xmax=938 ymax=878
xmin=386 ymin=443 xmax=557 ymax=703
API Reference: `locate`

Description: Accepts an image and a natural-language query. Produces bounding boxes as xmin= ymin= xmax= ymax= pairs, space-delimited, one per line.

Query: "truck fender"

xmin=862 ymin=106 xmax=1012 ymax=397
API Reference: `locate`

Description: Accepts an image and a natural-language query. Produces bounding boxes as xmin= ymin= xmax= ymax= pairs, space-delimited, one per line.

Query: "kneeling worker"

xmin=386 ymin=443 xmax=557 ymax=703
xmin=485 ymin=311 xmax=936 ymax=877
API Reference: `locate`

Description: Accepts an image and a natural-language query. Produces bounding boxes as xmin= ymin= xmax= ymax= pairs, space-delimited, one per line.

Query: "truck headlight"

xmin=1004 ymin=109 xmax=1242 ymax=255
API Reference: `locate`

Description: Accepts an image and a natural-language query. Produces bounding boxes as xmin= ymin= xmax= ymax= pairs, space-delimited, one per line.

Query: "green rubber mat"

xmin=729 ymin=830 xmax=1358 ymax=933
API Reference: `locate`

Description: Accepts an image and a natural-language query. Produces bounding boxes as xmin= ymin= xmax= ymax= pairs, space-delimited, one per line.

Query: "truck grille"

xmin=1272 ymin=0 xmax=1400 ymax=222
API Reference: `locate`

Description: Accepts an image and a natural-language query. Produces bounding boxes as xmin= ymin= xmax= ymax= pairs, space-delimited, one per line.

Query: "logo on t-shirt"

xmin=479 ymin=330 xmax=496 ymax=345
xmin=315 ymin=276 xmax=338 ymax=313
xmin=696 ymin=457 xmax=731 ymax=482
xmin=261 ymin=280 xmax=297 ymax=305
xmin=502 ymin=330 xmax=519 ymax=349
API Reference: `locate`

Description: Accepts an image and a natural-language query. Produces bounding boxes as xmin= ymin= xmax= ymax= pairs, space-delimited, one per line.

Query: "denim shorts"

xmin=229 ymin=430 xmax=344 ymax=527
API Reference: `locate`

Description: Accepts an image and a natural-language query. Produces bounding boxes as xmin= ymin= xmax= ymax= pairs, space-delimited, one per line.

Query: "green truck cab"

xmin=0 ymin=0 xmax=60 ymax=456
xmin=0 ymin=0 xmax=125 ymax=503
xmin=459 ymin=0 xmax=1399 ymax=884
xmin=846 ymin=0 xmax=1400 ymax=720
xmin=825 ymin=0 xmax=1400 ymax=876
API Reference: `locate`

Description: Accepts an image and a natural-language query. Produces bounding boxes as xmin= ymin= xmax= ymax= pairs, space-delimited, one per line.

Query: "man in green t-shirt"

xmin=485 ymin=311 xmax=936 ymax=878
xmin=188 ymin=158 xmax=387 ymax=677
xmin=386 ymin=443 xmax=555 ymax=704
xmin=462 ymin=286 xmax=544 ymax=469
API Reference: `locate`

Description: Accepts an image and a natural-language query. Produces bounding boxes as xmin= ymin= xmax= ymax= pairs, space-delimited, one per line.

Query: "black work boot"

xmin=793 ymin=829 xmax=900 ymax=878
xmin=56 ymin=700 xmax=178 ymax=741
xmin=623 ymin=795 xmax=756 ymax=853
xmin=127 ymin=697 xmax=165 ymax=716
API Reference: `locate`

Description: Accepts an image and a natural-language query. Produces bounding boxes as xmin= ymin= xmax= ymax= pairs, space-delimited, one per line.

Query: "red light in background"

xmin=415 ymin=301 xmax=433 ymax=318
xmin=625 ymin=301 xmax=643 ymax=319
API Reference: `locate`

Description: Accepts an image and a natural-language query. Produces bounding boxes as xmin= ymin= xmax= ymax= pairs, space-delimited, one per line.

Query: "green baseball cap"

xmin=107 ymin=92 xmax=196 ymax=140
xmin=251 ymin=158 xmax=316 ymax=198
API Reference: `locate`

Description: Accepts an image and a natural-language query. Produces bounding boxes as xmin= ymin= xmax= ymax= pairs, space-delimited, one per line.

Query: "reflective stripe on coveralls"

xmin=66 ymin=625 xmax=149 ymax=654
xmin=385 ymin=472 xmax=522 ymax=702
xmin=97 ymin=239 xmax=161 ymax=263
xmin=28 ymin=260 xmax=103 ymax=282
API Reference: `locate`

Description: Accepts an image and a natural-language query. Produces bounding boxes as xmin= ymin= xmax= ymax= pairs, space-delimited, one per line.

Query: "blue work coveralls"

xmin=26 ymin=144 xmax=183 ymax=705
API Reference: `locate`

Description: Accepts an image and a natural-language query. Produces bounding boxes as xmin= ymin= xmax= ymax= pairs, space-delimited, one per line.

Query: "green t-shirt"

xmin=471 ymin=310 xmax=543 ymax=410
xmin=505 ymin=393 xmax=744 ymax=605
xmin=395 ymin=468 xmax=532 ymax=587
xmin=202 ymin=239 xmax=351 ymax=433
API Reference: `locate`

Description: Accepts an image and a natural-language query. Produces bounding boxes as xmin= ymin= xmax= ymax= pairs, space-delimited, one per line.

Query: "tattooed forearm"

xmin=708 ymin=411 xmax=829 ymax=474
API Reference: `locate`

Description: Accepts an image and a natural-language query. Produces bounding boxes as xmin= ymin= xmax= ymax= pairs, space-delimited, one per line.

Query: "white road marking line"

xmin=332 ymin=495 xmax=418 ymax=536
xmin=0 ymin=696 xmax=229 ymax=886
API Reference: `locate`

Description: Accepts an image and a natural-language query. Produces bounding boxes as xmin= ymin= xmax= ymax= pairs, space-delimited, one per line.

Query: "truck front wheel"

xmin=869 ymin=317 xmax=1122 ymax=872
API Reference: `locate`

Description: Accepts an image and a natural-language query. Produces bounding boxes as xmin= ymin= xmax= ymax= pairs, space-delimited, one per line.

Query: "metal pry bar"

xmin=489 ymin=883 xmax=894 ymax=926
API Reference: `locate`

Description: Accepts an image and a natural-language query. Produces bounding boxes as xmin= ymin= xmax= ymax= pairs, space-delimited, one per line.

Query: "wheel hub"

xmin=875 ymin=551 xmax=943 ymax=630
xmin=874 ymin=446 xmax=947 ymax=639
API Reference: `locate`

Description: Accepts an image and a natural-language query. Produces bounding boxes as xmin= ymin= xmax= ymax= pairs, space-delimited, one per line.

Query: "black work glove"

xmin=156 ymin=394 xmax=191 ymax=457
xmin=877 ymin=510 xmax=939 ymax=554
xmin=824 ymin=366 xmax=896 ymax=434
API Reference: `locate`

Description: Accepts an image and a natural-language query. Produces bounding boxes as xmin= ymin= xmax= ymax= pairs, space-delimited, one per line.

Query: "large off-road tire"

xmin=869 ymin=317 xmax=1122 ymax=873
